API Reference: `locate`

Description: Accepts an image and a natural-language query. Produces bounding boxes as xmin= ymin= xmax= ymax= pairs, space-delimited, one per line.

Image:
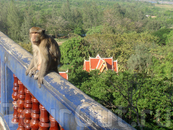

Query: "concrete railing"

xmin=0 ymin=31 xmax=135 ymax=130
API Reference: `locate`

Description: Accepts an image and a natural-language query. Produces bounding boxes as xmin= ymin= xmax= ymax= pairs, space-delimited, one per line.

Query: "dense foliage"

xmin=0 ymin=0 xmax=173 ymax=129
xmin=1 ymin=0 xmax=173 ymax=42
xmin=60 ymin=36 xmax=173 ymax=130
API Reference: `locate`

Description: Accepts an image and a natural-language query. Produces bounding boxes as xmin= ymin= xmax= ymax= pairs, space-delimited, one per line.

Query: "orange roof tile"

xmin=83 ymin=60 xmax=90 ymax=72
xmin=90 ymin=58 xmax=100 ymax=70
xmin=59 ymin=72 xmax=68 ymax=80
xmin=113 ymin=60 xmax=118 ymax=72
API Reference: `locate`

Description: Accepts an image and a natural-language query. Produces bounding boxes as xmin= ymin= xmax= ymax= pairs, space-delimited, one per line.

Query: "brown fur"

xmin=26 ymin=27 xmax=61 ymax=88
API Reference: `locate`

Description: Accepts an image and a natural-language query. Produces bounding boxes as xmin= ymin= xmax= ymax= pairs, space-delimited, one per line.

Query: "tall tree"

xmin=71 ymin=8 xmax=83 ymax=28
xmin=82 ymin=2 xmax=101 ymax=29
xmin=127 ymin=44 xmax=152 ymax=73
xmin=103 ymin=3 xmax=126 ymax=34
xmin=46 ymin=6 xmax=69 ymax=36
xmin=20 ymin=6 xmax=34 ymax=42
xmin=58 ymin=0 xmax=83 ymax=33
xmin=0 ymin=2 xmax=9 ymax=34
xmin=7 ymin=1 xmax=23 ymax=41
xmin=59 ymin=0 xmax=72 ymax=27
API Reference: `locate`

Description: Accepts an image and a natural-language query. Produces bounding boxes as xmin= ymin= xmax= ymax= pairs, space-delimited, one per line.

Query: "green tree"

xmin=86 ymin=25 xmax=103 ymax=35
xmin=60 ymin=37 xmax=93 ymax=85
xmin=103 ymin=3 xmax=125 ymax=34
xmin=32 ymin=11 xmax=47 ymax=29
xmin=0 ymin=2 xmax=8 ymax=34
xmin=73 ymin=26 xmax=85 ymax=36
xmin=58 ymin=1 xmax=83 ymax=33
xmin=149 ymin=43 xmax=173 ymax=80
xmin=145 ymin=20 xmax=162 ymax=31
xmin=71 ymin=8 xmax=83 ymax=28
xmin=127 ymin=44 xmax=153 ymax=73
xmin=20 ymin=6 xmax=34 ymax=42
xmin=166 ymin=30 xmax=173 ymax=45
xmin=152 ymin=28 xmax=172 ymax=45
xmin=59 ymin=0 xmax=74 ymax=31
xmin=7 ymin=1 xmax=23 ymax=41
xmin=46 ymin=15 xmax=69 ymax=36
xmin=82 ymin=2 xmax=101 ymax=29
xmin=79 ymin=70 xmax=173 ymax=129
xmin=60 ymin=0 xmax=71 ymax=22
xmin=60 ymin=37 xmax=91 ymax=66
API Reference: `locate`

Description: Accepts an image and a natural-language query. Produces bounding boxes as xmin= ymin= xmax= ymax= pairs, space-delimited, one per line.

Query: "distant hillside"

xmin=138 ymin=0 xmax=173 ymax=4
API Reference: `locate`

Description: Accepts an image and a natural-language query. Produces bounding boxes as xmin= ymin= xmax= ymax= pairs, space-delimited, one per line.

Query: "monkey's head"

xmin=29 ymin=27 xmax=45 ymax=45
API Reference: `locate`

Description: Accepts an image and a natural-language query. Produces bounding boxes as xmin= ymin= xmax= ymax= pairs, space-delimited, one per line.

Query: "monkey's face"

xmin=30 ymin=32 xmax=41 ymax=45
xmin=29 ymin=27 xmax=45 ymax=45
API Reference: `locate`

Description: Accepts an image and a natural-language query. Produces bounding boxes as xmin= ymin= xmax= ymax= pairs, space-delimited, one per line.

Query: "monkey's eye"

xmin=31 ymin=32 xmax=39 ymax=34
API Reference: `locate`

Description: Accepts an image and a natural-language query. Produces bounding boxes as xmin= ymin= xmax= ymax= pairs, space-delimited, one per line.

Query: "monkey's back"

xmin=45 ymin=35 xmax=61 ymax=72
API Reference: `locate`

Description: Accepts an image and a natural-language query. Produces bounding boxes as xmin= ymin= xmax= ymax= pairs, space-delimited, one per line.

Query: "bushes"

xmin=152 ymin=28 xmax=172 ymax=45
xmin=59 ymin=34 xmax=173 ymax=129
xmin=76 ymin=70 xmax=173 ymax=129
xmin=60 ymin=37 xmax=91 ymax=66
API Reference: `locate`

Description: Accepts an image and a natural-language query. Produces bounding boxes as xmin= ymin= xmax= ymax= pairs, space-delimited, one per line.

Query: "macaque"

xmin=25 ymin=27 xmax=61 ymax=88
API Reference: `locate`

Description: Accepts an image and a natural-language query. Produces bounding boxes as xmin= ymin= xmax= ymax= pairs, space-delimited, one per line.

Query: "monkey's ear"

xmin=42 ymin=30 xmax=45 ymax=34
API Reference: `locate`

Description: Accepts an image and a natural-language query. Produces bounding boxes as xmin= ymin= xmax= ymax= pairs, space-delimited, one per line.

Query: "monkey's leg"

xmin=34 ymin=71 xmax=43 ymax=88
xmin=37 ymin=45 xmax=50 ymax=88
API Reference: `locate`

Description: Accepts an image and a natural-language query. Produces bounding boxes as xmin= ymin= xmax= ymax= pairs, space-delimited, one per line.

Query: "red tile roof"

xmin=83 ymin=60 xmax=90 ymax=72
xmin=90 ymin=58 xmax=100 ymax=70
xmin=113 ymin=61 xmax=118 ymax=72
xmin=59 ymin=70 xmax=68 ymax=80
xmin=83 ymin=54 xmax=118 ymax=73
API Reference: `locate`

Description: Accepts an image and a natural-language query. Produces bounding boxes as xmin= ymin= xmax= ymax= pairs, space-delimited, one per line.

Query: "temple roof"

xmin=59 ymin=70 xmax=68 ymax=80
xmin=83 ymin=54 xmax=118 ymax=72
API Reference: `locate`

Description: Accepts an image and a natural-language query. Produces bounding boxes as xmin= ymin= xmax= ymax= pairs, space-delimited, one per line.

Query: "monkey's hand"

xmin=29 ymin=67 xmax=38 ymax=77
xmin=34 ymin=71 xmax=39 ymax=80
xmin=37 ymin=77 xmax=43 ymax=88
xmin=26 ymin=67 xmax=37 ymax=77
xmin=25 ymin=68 xmax=30 ymax=76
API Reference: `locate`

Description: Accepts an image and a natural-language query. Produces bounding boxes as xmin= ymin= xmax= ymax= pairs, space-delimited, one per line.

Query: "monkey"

xmin=25 ymin=27 xmax=61 ymax=88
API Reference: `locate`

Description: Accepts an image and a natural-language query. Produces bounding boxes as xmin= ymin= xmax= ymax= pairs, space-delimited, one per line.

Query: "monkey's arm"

xmin=25 ymin=58 xmax=34 ymax=75
xmin=26 ymin=58 xmax=38 ymax=77
xmin=37 ymin=44 xmax=50 ymax=87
